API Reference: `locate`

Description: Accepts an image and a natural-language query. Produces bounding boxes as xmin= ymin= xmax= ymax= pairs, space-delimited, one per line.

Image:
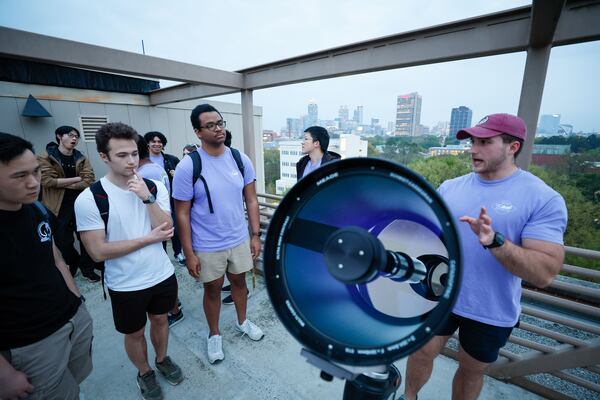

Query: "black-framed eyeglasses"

xmin=199 ymin=120 xmax=226 ymax=131
xmin=66 ymin=133 xmax=80 ymax=139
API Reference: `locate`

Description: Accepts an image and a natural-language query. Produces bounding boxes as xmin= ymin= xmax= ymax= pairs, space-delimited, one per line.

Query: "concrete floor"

xmin=77 ymin=262 xmax=544 ymax=400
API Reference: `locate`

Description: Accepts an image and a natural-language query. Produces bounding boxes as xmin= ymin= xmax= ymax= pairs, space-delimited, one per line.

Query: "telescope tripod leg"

xmin=342 ymin=365 xmax=401 ymax=400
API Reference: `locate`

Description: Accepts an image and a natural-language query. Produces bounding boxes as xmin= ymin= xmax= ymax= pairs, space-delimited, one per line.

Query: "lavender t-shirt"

xmin=302 ymin=158 xmax=322 ymax=178
xmin=149 ymin=153 xmax=164 ymax=168
xmin=439 ymin=169 xmax=567 ymax=327
xmin=138 ymin=162 xmax=170 ymax=194
xmin=172 ymin=147 xmax=256 ymax=252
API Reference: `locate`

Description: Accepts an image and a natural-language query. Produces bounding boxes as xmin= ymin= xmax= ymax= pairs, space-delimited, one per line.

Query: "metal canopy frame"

xmin=1 ymin=0 xmax=599 ymax=167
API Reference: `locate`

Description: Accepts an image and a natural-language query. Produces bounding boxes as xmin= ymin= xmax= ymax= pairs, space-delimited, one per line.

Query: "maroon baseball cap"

xmin=456 ymin=113 xmax=527 ymax=140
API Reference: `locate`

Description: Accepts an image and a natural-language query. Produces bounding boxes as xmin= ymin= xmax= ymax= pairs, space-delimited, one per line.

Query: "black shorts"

xmin=437 ymin=313 xmax=515 ymax=363
xmin=108 ymin=274 xmax=177 ymax=334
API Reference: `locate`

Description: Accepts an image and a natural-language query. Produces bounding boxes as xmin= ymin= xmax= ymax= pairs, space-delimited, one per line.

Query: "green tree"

xmin=263 ymin=148 xmax=280 ymax=194
xmin=408 ymin=154 xmax=471 ymax=188
xmin=528 ymin=165 xmax=600 ymax=272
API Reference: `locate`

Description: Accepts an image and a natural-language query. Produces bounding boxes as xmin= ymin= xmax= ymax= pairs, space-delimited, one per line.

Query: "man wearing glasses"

xmin=38 ymin=126 xmax=100 ymax=282
xmin=173 ymin=104 xmax=264 ymax=364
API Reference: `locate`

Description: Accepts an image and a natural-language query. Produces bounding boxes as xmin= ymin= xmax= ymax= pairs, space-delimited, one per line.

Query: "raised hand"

xmin=127 ymin=170 xmax=151 ymax=201
xmin=146 ymin=222 xmax=174 ymax=244
xmin=459 ymin=206 xmax=495 ymax=246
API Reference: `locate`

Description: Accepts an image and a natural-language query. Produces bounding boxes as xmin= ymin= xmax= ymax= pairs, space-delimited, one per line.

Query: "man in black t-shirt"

xmin=0 ymin=132 xmax=93 ymax=400
xmin=38 ymin=125 xmax=100 ymax=281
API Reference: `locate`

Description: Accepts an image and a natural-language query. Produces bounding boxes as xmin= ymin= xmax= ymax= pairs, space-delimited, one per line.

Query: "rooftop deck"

xmin=78 ymin=260 xmax=544 ymax=400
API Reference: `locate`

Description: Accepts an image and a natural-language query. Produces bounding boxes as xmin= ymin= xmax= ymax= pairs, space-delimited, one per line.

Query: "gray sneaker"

xmin=155 ymin=356 xmax=184 ymax=385
xmin=136 ymin=370 xmax=163 ymax=400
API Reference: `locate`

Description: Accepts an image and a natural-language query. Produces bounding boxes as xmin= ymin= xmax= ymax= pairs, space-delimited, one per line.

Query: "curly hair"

xmin=95 ymin=122 xmax=138 ymax=156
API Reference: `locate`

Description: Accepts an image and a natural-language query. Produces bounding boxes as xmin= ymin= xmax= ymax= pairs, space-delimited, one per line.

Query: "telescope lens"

xmin=264 ymin=158 xmax=461 ymax=366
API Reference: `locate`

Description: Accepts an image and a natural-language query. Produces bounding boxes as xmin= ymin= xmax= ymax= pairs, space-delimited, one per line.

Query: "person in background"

xmin=296 ymin=126 xmax=340 ymax=181
xmin=144 ymin=131 xmax=185 ymax=265
xmin=182 ymin=144 xmax=199 ymax=157
xmin=137 ymin=136 xmax=185 ymax=328
xmin=38 ymin=125 xmax=100 ymax=282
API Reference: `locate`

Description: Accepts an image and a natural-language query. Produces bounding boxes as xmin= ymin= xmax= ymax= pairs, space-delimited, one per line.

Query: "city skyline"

xmin=1 ymin=1 xmax=599 ymax=133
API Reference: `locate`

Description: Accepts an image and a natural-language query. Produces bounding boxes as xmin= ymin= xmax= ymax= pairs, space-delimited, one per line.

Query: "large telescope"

xmin=263 ymin=158 xmax=462 ymax=399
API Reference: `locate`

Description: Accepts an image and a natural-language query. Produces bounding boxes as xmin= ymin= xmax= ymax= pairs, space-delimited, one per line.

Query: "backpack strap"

xmin=142 ymin=178 xmax=158 ymax=196
xmin=230 ymin=148 xmax=245 ymax=178
xmin=32 ymin=200 xmax=50 ymax=221
xmin=89 ymin=181 xmax=109 ymax=299
xmin=189 ymin=150 xmax=214 ymax=214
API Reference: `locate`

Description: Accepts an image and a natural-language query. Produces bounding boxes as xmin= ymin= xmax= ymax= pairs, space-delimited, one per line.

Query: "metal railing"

xmin=252 ymin=193 xmax=600 ymax=400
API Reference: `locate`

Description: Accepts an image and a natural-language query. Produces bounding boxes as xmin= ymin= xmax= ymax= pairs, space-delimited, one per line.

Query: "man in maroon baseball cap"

xmin=454 ymin=113 xmax=527 ymax=181
xmin=401 ymin=113 xmax=567 ymax=400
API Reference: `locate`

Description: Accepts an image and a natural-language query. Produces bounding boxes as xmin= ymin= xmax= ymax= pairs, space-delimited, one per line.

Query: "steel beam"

xmin=517 ymin=0 xmax=565 ymax=169
xmin=0 ymin=26 xmax=244 ymax=88
xmin=149 ymin=84 xmax=239 ymax=105
xmin=237 ymin=1 xmax=600 ymax=90
xmin=517 ymin=44 xmax=553 ymax=169
xmin=240 ymin=7 xmax=532 ymax=89
xmin=241 ymin=89 xmax=256 ymax=163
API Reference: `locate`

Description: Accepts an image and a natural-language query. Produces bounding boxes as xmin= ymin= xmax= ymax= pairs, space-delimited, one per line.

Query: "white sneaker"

xmin=207 ymin=335 xmax=224 ymax=364
xmin=175 ymin=253 xmax=186 ymax=265
xmin=235 ymin=319 xmax=264 ymax=341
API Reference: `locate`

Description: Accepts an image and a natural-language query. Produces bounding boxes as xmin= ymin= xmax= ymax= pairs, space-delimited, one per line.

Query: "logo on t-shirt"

xmin=37 ymin=221 xmax=52 ymax=242
xmin=493 ymin=200 xmax=514 ymax=214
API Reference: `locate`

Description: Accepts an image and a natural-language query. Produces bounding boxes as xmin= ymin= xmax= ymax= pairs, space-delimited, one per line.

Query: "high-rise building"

xmin=395 ymin=92 xmax=422 ymax=136
xmin=307 ymin=100 xmax=318 ymax=127
xmin=353 ymin=105 xmax=363 ymax=124
xmin=449 ymin=106 xmax=473 ymax=137
xmin=286 ymin=118 xmax=301 ymax=138
xmin=339 ymin=105 xmax=349 ymax=130
xmin=538 ymin=114 xmax=561 ymax=135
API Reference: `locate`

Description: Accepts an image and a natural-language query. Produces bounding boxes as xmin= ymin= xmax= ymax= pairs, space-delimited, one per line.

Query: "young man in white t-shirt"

xmin=75 ymin=122 xmax=184 ymax=400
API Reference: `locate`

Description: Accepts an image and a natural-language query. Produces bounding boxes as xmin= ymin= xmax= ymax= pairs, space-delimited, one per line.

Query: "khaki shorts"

xmin=196 ymin=239 xmax=253 ymax=283
xmin=7 ymin=302 xmax=93 ymax=400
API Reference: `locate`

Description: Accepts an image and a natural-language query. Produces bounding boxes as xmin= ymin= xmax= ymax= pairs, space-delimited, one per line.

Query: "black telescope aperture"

xmin=264 ymin=158 xmax=461 ymax=366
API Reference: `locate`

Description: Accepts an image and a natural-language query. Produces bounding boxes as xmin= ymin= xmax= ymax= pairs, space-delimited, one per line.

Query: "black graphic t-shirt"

xmin=0 ymin=204 xmax=80 ymax=349
xmin=58 ymin=152 xmax=80 ymax=203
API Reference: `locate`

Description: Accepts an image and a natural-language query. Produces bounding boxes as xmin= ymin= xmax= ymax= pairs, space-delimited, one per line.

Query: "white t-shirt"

xmin=75 ymin=177 xmax=174 ymax=291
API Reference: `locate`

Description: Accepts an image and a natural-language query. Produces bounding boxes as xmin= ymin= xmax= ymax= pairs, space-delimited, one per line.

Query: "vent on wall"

xmin=80 ymin=116 xmax=109 ymax=142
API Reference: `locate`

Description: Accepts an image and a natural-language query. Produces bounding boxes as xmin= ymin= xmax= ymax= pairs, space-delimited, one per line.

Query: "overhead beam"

xmin=553 ymin=0 xmax=600 ymax=45
xmin=238 ymin=1 xmax=600 ymax=90
xmin=239 ymin=6 xmax=533 ymax=90
xmin=149 ymin=83 xmax=239 ymax=105
xmin=0 ymin=26 xmax=244 ymax=89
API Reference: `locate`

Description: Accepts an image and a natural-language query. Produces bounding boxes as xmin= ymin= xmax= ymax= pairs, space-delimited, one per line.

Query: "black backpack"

xmin=89 ymin=178 xmax=158 ymax=298
xmin=188 ymin=148 xmax=245 ymax=214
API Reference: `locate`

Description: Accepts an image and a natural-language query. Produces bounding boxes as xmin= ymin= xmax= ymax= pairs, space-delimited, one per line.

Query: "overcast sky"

xmin=2 ymin=0 xmax=599 ymax=132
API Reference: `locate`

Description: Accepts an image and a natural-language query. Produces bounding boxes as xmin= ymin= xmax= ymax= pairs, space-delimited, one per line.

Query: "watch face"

xmin=144 ymin=194 xmax=156 ymax=204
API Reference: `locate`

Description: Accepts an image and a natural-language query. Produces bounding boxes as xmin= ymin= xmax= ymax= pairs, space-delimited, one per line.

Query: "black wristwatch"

xmin=142 ymin=194 xmax=156 ymax=204
xmin=483 ymin=231 xmax=505 ymax=249
xmin=252 ymin=231 xmax=262 ymax=238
